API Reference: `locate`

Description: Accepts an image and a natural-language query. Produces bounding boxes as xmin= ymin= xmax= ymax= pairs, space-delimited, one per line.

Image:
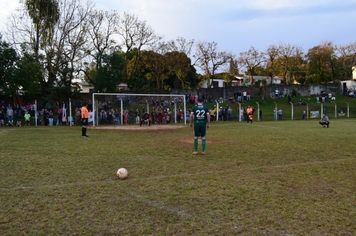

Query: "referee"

xmin=81 ymin=102 xmax=89 ymax=137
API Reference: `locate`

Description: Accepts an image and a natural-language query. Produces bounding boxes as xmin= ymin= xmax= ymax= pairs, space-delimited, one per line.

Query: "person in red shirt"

xmin=81 ymin=102 xmax=89 ymax=137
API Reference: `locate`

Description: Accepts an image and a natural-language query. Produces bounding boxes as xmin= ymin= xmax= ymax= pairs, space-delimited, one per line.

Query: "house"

xmin=234 ymin=75 xmax=281 ymax=86
xmin=341 ymin=80 xmax=356 ymax=91
xmin=200 ymin=78 xmax=241 ymax=88
xmin=77 ymin=82 xmax=128 ymax=93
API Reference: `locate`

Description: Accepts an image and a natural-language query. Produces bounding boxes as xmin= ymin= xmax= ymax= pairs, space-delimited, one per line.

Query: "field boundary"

xmin=1 ymin=157 xmax=355 ymax=191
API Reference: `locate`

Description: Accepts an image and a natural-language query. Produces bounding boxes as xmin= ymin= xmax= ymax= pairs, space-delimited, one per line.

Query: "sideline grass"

xmin=0 ymin=120 xmax=356 ymax=235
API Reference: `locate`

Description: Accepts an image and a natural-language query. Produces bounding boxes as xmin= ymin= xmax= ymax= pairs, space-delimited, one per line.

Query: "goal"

xmin=92 ymin=93 xmax=187 ymax=126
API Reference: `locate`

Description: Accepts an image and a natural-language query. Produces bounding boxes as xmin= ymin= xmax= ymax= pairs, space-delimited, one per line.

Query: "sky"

xmin=0 ymin=0 xmax=355 ymax=57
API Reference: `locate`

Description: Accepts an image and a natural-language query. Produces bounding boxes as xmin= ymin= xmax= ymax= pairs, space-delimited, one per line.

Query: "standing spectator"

xmin=288 ymin=95 xmax=292 ymax=104
xmin=246 ymin=90 xmax=251 ymax=100
xmin=62 ymin=101 xmax=67 ymax=118
xmin=24 ymin=111 xmax=31 ymax=126
xmin=242 ymin=91 xmax=247 ymax=101
xmin=114 ymin=109 xmax=120 ymax=125
xmin=87 ymin=100 xmax=93 ymax=111
xmin=240 ymin=108 xmax=243 ymax=122
xmin=302 ymin=110 xmax=306 ymax=120
xmin=135 ymin=108 xmax=140 ymax=124
xmin=107 ymin=109 xmax=113 ymax=125
xmin=259 ymin=109 xmax=263 ymax=121
xmin=0 ymin=100 xmax=6 ymax=110
xmin=0 ymin=110 xmax=5 ymax=127
xmin=45 ymin=101 xmax=52 ymax=111
xmin=7 ymin=105 xmax=13 ymax=124
xmin=227 ymin=106 xmax=232 ymax=121
xmin=243 ymin=106 xmax=248 ymax=121
xmin=233 ymin=91 xmax=238 ymax=101
xmin=75 ymin=108 xmax=81 ymax=126
xmin=15 ymin=104 xmax=22 ymax=122
xmin=31 ymin=102 xmax=36 ymax=117
xmin=222 ymin=107 xmax=227 ymax=121
xmin=128 ymin=109 xmax=134 ymax=125
xmin=237 ymin=91 xmax=242 ymax=102
xmin=48 ymin=111 xmax=54 ymax=126
xmin=59 ymin=109 xmax=64 ymax=125
xmin=278 ymin=108 xmax=282 ymax=120
xmin=275 ymin=88 xmax=279 ymax=98
xmin=273 ymin=109 xmax=277 ymax=120
xmin=78 ymin=100 xmax=83 ymax=108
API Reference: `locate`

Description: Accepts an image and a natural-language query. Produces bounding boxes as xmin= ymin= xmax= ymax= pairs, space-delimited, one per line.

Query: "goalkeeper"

xmin=140 ymin=111 xmax=151 ymax=126
xmin=189 ymin=98 xmax=210 ymax=155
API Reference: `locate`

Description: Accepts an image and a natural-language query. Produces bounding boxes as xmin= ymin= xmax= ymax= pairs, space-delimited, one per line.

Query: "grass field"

xmin=1 ymin=119 xmax=356 ymax=235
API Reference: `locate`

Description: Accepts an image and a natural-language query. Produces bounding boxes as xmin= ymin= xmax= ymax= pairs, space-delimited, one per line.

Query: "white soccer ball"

xmin=117 ymin=168 xmax=128 ymax=179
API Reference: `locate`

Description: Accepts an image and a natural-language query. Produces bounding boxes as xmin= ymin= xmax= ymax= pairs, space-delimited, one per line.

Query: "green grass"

xmin=1 ymin=120 xmax=356 ymax=235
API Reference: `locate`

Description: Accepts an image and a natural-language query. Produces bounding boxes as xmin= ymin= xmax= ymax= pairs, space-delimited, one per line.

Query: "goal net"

xmin=92 ymin=93 xmax=187 ymax=126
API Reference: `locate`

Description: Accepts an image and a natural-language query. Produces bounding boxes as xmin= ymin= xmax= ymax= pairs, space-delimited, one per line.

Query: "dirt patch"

xmin=90 ymin=125 xmax=186 ymax=131
xmin=179 ymin=138 xmax=214 ymax=144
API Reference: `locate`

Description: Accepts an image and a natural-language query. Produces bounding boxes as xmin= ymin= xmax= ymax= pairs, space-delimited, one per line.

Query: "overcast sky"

xmin=0 ymin=0 xmax=355 ymax=56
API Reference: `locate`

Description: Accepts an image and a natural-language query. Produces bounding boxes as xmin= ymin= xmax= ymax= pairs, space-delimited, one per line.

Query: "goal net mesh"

xmin=92 ymin=93 xmax=186 ymax=126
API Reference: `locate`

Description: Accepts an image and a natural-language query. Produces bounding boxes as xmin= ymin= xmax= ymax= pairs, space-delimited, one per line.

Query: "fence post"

xmin=69 ymin=98 xmax=72 ymax=127
xmin=256 ymin=102 xmax=259 ymax=121
xmin=238 ymin=102 xmax=241 ymax=122
xmin=290 ymin=102 xmax=293 ymax=120
xmin=121 ymin=99 xmax=123 ymax=125
xmin=35 ymin=100 xmax=38 ymax=126
xmin=346 ymin=102 xmax=349 ymax=118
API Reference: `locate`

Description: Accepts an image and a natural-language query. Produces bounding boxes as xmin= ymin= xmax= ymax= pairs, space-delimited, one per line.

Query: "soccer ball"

xmin=117 ymin=168 xmax=128 ymax=179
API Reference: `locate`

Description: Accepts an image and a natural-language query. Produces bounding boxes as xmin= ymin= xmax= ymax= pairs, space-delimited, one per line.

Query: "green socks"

xmin=194 ymin=139 xmax=198 ymax=152
xmin=202 ymin=139 xmax=206 ymax=153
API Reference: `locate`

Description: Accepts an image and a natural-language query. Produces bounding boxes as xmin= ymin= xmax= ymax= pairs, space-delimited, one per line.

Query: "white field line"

xmin=127 ymin=191 xmax=193 ymax=218
xmin=1 ymin=158 xmax=355 ymax=191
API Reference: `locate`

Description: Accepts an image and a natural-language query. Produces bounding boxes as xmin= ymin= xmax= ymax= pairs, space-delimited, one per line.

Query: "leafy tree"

xmin=0 ymin=38 xmax=41 ymax=104
xmin=88 ymin=51 xmax=126 ymax=93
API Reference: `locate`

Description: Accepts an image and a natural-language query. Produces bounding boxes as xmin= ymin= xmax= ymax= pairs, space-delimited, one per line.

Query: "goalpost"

xmin=92 ymin=93 xmax=187 ymax=126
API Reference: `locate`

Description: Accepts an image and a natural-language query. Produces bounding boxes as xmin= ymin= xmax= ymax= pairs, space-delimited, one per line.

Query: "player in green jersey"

xmin=189 ymin=98 xmax=210 ymax=155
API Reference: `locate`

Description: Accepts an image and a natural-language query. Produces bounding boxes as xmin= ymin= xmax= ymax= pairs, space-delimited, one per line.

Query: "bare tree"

xmin=167 ymin=37 xmax=195 ymax=55
xmin=278 ymin=43 xmax=305 ymax=84
xmin=86 ymin=9 xmax=119 ymax=70
xmin=194 ymin=41 xmax=231 ymax=88
xmin=265 ymin=44 xmax=279 ymax=84
xmin=238 ymin=45 xmax=265 ymax=85
xmin=336 ymin=42 xmax=356 ymax=79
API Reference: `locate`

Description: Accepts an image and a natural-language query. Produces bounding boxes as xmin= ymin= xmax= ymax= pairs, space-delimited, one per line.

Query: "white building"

xmin=77 ymin=82 xmax=128 ymax=93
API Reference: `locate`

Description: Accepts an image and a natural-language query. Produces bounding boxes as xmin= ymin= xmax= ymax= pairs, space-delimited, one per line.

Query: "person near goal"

xmin=140 ymin=111 xmax=151 ymax=126
xmin=81 ymin=102 xmax=89 ymax=137
xmin=189 ymin=98 xmax=210 ymax=155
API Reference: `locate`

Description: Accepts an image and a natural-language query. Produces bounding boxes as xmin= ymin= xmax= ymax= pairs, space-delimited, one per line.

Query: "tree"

xmin=89 ymin=51 xmax=126 ymax=93
xmin=238 ymin=45 xmax=265 ymax=85
xmin=336 ymin=42 xmax=356 ymax=80
xmin=118 ymin=12 xmax=162 ymax=86
xmin=307 ymin=42 xmax=335 ymax=83
xmin=0 ymin=37 xmax=41 ymax=104
xmin=194 ymin=41 xmax=230 ymax=88
xmin=24 ymin=0 xmax=60 ymax=58
xmin=265 ymin=44 xmax=279 ymax=84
